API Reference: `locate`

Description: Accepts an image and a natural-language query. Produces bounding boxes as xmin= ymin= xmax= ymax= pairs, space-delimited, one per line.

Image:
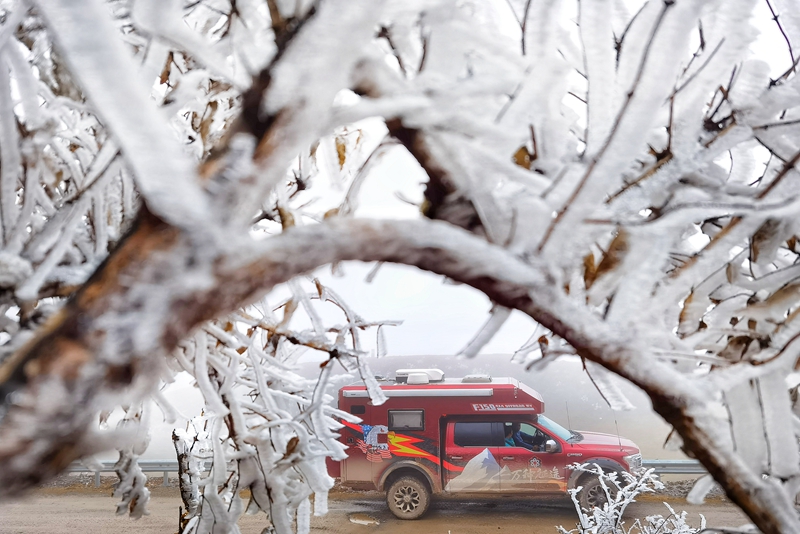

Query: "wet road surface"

xmin=0 ymin=487 xmax=752 ymax=533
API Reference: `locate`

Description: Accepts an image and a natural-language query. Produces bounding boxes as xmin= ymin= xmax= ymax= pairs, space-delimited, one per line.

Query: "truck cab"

xmin=336 ymin=369 xmax=641 ymax=519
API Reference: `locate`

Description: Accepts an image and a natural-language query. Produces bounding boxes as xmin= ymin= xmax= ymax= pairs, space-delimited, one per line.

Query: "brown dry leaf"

xmin=283 ymin=436 xmax=299 ymax=459
xmin=513 ymin=146 xmax=532 ymax=170
xmin=719 ymin=335 xmax=755 ymax=362
xmin=589 ymin=229 xmax=628 ymax=289
xmin=788 ymin=236 xmax=798 ymax=253
xmin=53 ymin=169 xmax=64 ymax=189
xmin=335 ymin=136 xmax=347 ymax=169
xmin=725 ymin=262 xmax=737 ymax=284
xmin=237 ymin=327 xmax=255 ymax=354
xmin=314 ymin=278 xmax=324 ymax=298
xmin=678 ymin=290 xmax=695 ymax=333
xmin=199 ymin=101 xmax=218 ymax=146
xmin=743 ymin=283 xmax=800 ymax=322
xmin=277 ymin=205 xmax=295 ymax=229
xmin=217 ymin=321 xmax=234 ymax=348
xmin=278 ymin=299 xmax=297 ymax=329
xmin=583 ymin=252 xmax=597 ymax=289
xmin=159 ymin=52 xmax=173 ymax=85
xmin=323 ymin=208 xmax=339 ymax=219
xmin=751 ymin=218 xmax=788 ymax=264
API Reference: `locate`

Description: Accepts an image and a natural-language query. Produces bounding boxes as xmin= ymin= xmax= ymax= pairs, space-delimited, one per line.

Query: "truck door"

xmin=496 ymin=423 xmax=569 ymax=493
xmin=443 ymin=421 xmax=503 ymax=493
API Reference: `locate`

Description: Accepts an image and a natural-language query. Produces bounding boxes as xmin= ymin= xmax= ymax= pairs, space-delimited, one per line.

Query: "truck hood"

xmin=572 ymin=431 xmax=638 ymax=452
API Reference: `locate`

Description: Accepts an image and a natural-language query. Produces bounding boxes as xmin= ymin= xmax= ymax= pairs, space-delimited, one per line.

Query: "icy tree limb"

xmin=2 ymin=213 xmax=798 ymax=532
xmin=173 ymin=429 xmax=200 ymax=528
xmin=33 ymin=0 xmax=211 ymax=229
xmin=207 ymin=0 xmax=387 ymax=227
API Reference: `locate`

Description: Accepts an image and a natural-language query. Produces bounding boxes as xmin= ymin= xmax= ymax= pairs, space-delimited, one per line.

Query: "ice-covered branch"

xmin=33 ymin=0 xmax=212 ymax=229
xmin=5 ymin=1 xmax=800 ymax=532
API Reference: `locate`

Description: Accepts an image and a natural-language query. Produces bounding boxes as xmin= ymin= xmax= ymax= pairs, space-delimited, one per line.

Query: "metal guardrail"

xmin=68 ymin=458 xmax=706 ymax=488
xmin=641 ymin=459 xmax=707 ymax=475
xmin=67 ymin=460 xmax=184 ymax=487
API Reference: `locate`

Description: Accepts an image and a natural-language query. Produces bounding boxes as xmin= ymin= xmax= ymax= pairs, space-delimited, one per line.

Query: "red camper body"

xmin=335 ymin=369 xmax=642 ymax=519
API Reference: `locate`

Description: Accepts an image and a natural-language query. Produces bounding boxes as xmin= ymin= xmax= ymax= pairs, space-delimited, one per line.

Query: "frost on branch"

xmin=170 ymin=278 xmax=393 ymax=534
xmin=7 ymin=1 xmax=800 ymax=533
xmin=0 ymin=4 xmax=138 ymax=328
xmin=112 ymin=404 xmax=151 ymax=519
xmin=557 ymin=463 xmax=706 ymax=534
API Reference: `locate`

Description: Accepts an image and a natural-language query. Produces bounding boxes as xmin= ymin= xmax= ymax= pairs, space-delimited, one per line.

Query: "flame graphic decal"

xmin=387 ymin=432 xmax=429 ymax=457
xmin=340 ymin=419 xmax=463 ymax=471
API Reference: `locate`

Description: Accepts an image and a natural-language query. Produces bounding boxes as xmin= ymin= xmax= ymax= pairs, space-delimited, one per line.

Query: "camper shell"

xmin=334 ymin=369 xmax=642 ymax=519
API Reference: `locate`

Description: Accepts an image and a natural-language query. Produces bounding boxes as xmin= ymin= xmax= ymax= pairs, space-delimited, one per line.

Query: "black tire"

xmin=578 ymin=475 xmax=613 ymax=510
xmin=386 ymin=476 xmax=431 ymax=520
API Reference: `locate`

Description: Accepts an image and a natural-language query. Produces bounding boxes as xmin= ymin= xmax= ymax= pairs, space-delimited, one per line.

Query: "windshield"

xmin=537 ymin=415 xmax=573 ymax=441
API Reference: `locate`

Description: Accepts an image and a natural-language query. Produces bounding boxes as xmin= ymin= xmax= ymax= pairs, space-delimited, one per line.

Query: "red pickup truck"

xmin=331 ymin=368 xmax=642 ymax=519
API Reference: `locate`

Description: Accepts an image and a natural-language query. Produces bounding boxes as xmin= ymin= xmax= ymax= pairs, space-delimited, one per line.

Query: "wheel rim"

xmin=585 ymin=484 xmax=607 ymax=508
xmin=392 ymin=484 xmax=421 ymax=513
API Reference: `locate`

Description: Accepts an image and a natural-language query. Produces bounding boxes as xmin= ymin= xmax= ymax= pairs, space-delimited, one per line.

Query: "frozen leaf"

xmin=740 ymin=283 xmax=800 ymax=323
xmin=335 ymin=136 xmax=347 ymax=169
xmin=585 ymin=229 xmax=628 ymax=290
xmin=751 ymin=218 xmax=793 ymax=265
xmin=512 ymin=145 xmax=532 ymax=169
xmin=678 ymin=290 xmax=710 ymax=336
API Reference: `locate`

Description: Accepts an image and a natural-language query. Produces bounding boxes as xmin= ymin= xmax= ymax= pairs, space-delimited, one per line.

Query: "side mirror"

xmin=545 ymin=439 xmax=558 ymax=453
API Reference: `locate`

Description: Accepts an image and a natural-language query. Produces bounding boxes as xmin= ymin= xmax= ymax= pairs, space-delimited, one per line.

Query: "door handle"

xmin=450 ymin=456 xmax=463 ymax=460
xmin=502 ymin=456 xmax=515 ymax=460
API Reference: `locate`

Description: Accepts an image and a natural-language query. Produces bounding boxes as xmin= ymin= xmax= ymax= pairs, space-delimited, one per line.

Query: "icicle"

xmin=192 ymin=335 xmax=230 ymax=416
xmin=459 ymin=304 xmax=511 ymax=359
xmin=289 ymin=279 xmax=324 ymax=335
xmin=759 ymin=370 xmax=800 ymax=479
xmin=296 ymin=497 xmax=310 ymax=534
xmin=687 ymin=474 xmax=716 ymax=505
xmin=0 ymin=51 xmax=20 ymax=240
xmin=584 ymin=361 xmax=635 ymax=411
xmin=725 ymin=382 xmax=768 ymax=473
xmin=152 ymin=387 xmax=178 ymax=425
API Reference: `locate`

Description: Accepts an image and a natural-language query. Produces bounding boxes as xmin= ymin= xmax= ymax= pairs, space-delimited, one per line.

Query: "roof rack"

xmin=461 ymin=374 xmax=492 ymax=383
xmin=395 ymin=368 xmax=445 ymax=384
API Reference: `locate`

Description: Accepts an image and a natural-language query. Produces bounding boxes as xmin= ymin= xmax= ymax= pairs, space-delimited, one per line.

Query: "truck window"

xmin=350 ymin=405 xmax=366 ymax=415
xmin=537 ymin=415 xmax=572 ymax=441
xmin=388 ymin=410 xmax=424 ymax=431
xmin=453 ymin=422 xmax=503 ymax=447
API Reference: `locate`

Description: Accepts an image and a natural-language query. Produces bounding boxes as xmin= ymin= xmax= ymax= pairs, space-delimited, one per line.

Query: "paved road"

xmin=0 ymin=488 xmax=752 ymax=534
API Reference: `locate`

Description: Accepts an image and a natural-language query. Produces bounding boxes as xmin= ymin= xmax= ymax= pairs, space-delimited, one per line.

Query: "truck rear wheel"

xmin=386 ymin=476 xmax=430 ymax=519
xmin=578 ymin=475 xmax=614 ymax=510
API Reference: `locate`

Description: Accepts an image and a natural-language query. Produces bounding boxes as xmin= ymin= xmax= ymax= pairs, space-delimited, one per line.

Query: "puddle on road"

xmin=349 ymin=513 xmax=380 ymax=526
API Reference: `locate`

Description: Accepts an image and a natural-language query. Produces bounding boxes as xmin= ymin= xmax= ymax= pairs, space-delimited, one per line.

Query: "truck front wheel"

xmin=578 ymin=475 xmax=614 ymax=510
xmin=386 ymin=476 xmax=430 ymax=519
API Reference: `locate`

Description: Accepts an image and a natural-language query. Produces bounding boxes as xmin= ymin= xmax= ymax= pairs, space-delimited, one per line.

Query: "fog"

xmin=135 ymin=353 xmax=682 ymax=463
xmin=97 ymin=262 xmax=684 ymax=463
